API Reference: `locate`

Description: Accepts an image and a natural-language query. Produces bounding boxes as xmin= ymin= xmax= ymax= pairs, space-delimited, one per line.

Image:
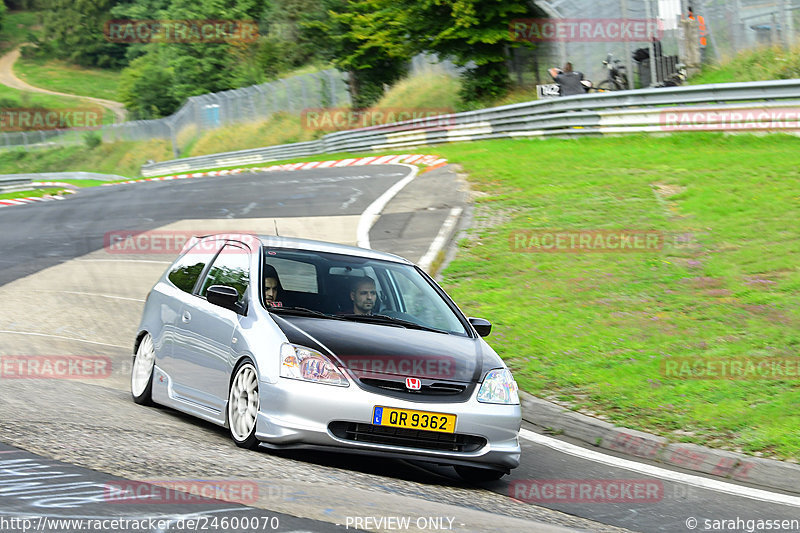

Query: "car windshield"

xmin=261 ymin=248 xmax=469 ymax=336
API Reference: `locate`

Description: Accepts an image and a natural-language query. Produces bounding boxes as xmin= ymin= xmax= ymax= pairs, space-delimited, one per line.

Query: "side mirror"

xmin=206 ymin=285 xmax=242 ymax=314
xmin=468 ymin=317 xmax=492 ymax=337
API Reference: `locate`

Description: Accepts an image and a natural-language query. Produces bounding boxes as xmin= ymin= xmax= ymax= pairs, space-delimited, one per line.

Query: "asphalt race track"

xmin=1 ymin=165 xmax=798 ymax=533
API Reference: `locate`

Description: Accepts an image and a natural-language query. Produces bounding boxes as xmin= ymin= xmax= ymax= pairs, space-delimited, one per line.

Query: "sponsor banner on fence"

xmin=511 ymin=18 xmax=663 ymax=42
xmin=0 ymin=108 xmax=103 ymax=131
xmin=104 ymin=20 xmax=259 ymax=43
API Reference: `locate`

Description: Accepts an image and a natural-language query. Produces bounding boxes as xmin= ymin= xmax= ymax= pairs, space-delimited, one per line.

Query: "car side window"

xmin=167 ymin=241 xmax=219 ymax=293
xmin=200 ymin=243 xmax=250 ymax=303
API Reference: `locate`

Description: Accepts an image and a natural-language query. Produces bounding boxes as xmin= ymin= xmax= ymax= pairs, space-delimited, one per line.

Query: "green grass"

xmin=14 ymin=57 xmax=122 ymax=102
xmin=0 ymin=138 xmax=172 ymax=177
xmin=0 ymin=82 xmax=101 ymax=110
xmin=691 ymin=45 xmax=800 ymax=84
xmin=0 ymin=187 xmax=65 ymax=200
xmin=53 ymin=179 xmax=107 ymax=187
xmin=431 ymin=133 xmax=800 ymax=459
xmin=0 ymin=11 xmax=43 ymax=54
xmin=372 ymin=73 xmax=462 ymax=112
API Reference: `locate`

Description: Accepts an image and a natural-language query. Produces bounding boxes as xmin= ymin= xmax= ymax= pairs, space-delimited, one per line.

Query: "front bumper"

xmin=255 ymin=377 xmax=521 ymax=471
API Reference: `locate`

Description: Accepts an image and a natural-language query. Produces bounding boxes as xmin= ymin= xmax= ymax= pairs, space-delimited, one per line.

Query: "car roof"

xmin=197 ymin=233 xmax=413 ymax=265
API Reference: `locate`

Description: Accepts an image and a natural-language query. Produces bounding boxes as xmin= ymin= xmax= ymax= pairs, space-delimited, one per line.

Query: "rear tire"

xmin=131 ymin=333 xmax=155 ymax=405
xmin=454 ymin=465 xmax=505 ymax=482
xmin=228 ymin=360 xmax=260 ymax=450
xmin=595 ymin=79 xmax=612 ymax=91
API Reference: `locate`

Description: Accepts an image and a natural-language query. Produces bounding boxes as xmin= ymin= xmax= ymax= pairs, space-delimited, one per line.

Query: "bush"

xmin=19 ymin=44 xmax=39 ymax=60
xmin=83 ymin=132 xmax=102 ymax=149
xmin=0 ymin=97 xmax=20 ymax=109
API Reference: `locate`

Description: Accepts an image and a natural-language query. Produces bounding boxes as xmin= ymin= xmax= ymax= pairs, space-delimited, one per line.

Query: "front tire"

xmin=227 ymin=360 xmax=260 ymax=450
xmin=131 ymin=333 xmax=155 ymax=405
xmin=454 ymin=465 xmax=505 ymax=482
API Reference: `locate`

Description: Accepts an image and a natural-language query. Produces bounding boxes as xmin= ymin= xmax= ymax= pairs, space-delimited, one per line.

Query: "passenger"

xmin=349 ymin=277 xmax=377 ymax=315
xmin=263 ymin=264 xmax=282 ymax=307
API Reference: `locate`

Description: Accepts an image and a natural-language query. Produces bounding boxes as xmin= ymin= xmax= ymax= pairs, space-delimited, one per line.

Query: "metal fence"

xmin=512 ymin=0 xmax=800 ymax=90
xmin=0 ymin=69 xmax=351 ymax=155
xmin=140 ymin=79 xmax=800 ymax=176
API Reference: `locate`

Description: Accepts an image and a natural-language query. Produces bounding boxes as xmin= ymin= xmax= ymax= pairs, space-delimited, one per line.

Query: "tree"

xmin=118 ymin=52 xmax=179 ymax=118
xmin=39 ymin=0 xmax=128 ymax=68
xmin=391 ymin=0 xmax=538 ymax=101
xmin=306 ymin=0 xmax=411 ymax=108
xmin=115 ymin=0 xmax=270 ymax=109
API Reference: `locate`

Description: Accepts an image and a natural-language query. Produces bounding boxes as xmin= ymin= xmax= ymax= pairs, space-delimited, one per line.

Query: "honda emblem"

xmin=405 ymin=377 xmax=421 ymax=390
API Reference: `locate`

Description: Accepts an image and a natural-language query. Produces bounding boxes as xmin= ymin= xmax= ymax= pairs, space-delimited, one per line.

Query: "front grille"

xmin=360 ymin=378 xmax=466 ymax=395
xmin=329 ymin=422 xmax=486 ymax=452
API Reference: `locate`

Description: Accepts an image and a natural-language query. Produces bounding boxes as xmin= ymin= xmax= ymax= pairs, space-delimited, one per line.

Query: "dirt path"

xmin=0 ymin=46 xmax=127 ymax=122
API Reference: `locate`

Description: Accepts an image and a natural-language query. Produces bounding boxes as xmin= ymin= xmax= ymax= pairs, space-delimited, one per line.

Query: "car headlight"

xmin=280 ymin=343 xmax=349 ymax=387
xmin=477 ymin=368 xmax=519 ymax=404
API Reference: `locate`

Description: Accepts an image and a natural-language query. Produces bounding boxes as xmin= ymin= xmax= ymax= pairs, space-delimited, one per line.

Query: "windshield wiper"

xmin=268 ymin=306 xmax=338 ymax=319
xmin=338 ymin=314 xmax=449 ymax=334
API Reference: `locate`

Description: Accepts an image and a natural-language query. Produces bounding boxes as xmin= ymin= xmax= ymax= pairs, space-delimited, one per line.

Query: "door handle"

xmin=182 ymin=311 xmax=191 ymax=323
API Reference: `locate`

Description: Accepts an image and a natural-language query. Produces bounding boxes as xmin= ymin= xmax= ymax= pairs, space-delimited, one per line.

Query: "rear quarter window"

xmin=167 ymin=240 xmax=222 ymax=293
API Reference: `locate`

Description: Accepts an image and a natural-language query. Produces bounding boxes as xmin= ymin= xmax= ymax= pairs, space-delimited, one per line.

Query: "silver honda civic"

xmin=131 ymin=233 xmax=521 ymax=480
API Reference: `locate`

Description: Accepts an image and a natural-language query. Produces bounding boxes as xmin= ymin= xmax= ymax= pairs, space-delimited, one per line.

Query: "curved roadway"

xmin=0 ymin=166 xmax=798 ymax=533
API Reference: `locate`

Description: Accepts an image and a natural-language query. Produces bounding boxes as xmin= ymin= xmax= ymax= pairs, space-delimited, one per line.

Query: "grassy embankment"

xmin=690 ymin=45 xmax=800 ymax=84
xmin=434 ymin=134 xmax=800 ymax=460
xmin=14 ymin=56 xmax=122 ymax=102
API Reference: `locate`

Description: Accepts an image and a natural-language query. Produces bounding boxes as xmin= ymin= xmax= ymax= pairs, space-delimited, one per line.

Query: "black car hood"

xmin=271 ymin=315 xmax=501 ymax=383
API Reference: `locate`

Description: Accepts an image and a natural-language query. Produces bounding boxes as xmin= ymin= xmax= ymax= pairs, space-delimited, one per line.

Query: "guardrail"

xmin=141 ymin=80 xmax=800 ymax=177
xmin=0 ymin=176 xmax=32 ymax=193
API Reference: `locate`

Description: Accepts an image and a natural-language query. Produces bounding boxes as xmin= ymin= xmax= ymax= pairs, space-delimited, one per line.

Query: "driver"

xmin=263 ymin=264 xmax=283 ymax=307
xmin=350 ymin=277 xmax=377 ymax=315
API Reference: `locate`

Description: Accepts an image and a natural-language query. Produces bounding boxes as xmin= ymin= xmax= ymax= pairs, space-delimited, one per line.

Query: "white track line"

xmin=417 ymin=207 xmax=463 ymax=272
xmin=519 ymin=428 xmax=800 ymax=507
xmin=25 ymin=290 xmax=145 ymax=302
xmin=0 ymin=331 xmax=128 ymax=349
xmin=356 ymin=164 xmax=419 ymax=249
